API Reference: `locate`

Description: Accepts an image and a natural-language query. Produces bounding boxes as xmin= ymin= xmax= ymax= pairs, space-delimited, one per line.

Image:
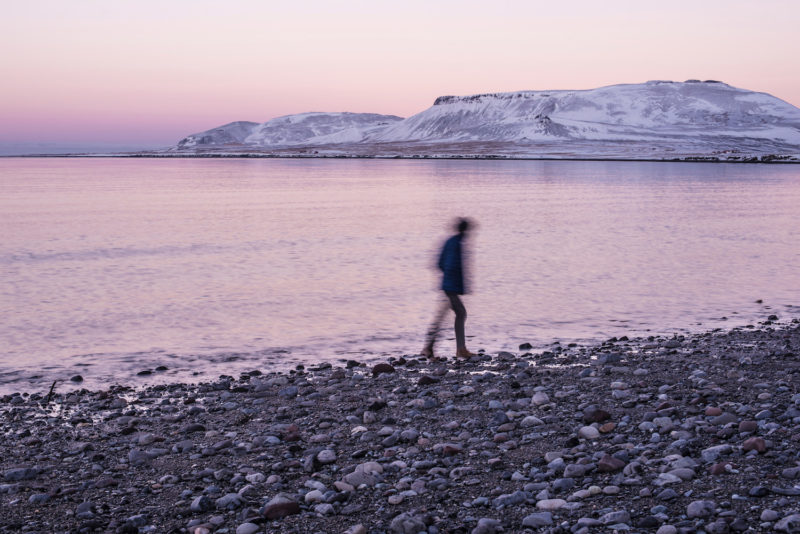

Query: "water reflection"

xmin=0 ymin=158 xmax=798 ymax=393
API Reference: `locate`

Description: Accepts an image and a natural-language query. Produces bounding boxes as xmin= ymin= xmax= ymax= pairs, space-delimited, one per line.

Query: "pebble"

xmin=536 ymin=498 xmax=567 ymax=510
xmin=261 ymin=494 xmax=300 ymax=519
xmin=191 ymin=496 xmax=213 ymax=512
xmin=738 ymin=420 xmax=758 ymax=432
xmin=520 ymin=415 xmax=544 ymax=427
xmin=600 ymin=510 xmax=630 ymax=525
xmin=215 ymin=492 xmax=242 ymax=510
xmin=597 ymin=454 xmax=625 ymax=472
xmin=372 ymin=363 xmax=395 ymax=376
xmin=1 ymin=322 xmax=798 ymax=533
xmin=28 ymin=493 xmax=50 ymax=504
xmin=304 ymin=489 xmax=324 ymax=503
xmin=471 ymin=518 xmax=502 ymax=534
xmin=522 ymin=511 xmax=553 ymax=527
xmin=245 ymin=472 xmax=265 ymax=484
xmin=235 ymin=523 xmax=260 ymax=534
xmin=315 ymin=503 xmax=334 ymax=515
xmin=532 ymin=392 xmax=550 ymax=405
xmin=389 ymin=512 xmax=427 ymax=534
xmin=599 ymin=421 xmax=616 ymax=433
xmin=316 ymin=449 xmax=337 ymax=464
xmin=582 ymin=405 xmax=611 ymax=423
xmin=656 ymin=488 xmax=678 ymax=500
xmin=709 ymin=462 xmax=734 ymax=475
xmin=701 ymin=444 xmax=732 ymax=463
xmin=761 ymin=509 xmax=779 ymax=522
xmin=686 ymin=500 xmax=716 ymax=519
xmin=3 ymin=468 xmax=37 ymax=482
xmin=775 ymin=515 xmax=800 ymax=532
xmin=742 ymin=436 xmax=766 ymax=453
xmin=563 ymin=464 xmax=588 ymax=478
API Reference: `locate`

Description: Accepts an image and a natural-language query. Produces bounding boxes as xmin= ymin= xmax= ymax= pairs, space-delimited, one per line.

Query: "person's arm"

xmin=437 ymin=242 xmax=447 ymax=272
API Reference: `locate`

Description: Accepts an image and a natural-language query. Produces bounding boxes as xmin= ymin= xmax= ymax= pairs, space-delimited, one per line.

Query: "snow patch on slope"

xmin=178 ymin=121 xmax=259 ymax=148
xmin=179 ymin=113 xmax=403 ymax=149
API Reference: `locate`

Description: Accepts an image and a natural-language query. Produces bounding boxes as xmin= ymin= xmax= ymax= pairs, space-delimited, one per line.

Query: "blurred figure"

xmin=421 ymin=217 xmax=477 ymax=360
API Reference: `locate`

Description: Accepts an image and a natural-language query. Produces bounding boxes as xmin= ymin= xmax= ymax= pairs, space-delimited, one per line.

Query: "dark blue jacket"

xmin=438 ymin=234 xmax=466 ymax=294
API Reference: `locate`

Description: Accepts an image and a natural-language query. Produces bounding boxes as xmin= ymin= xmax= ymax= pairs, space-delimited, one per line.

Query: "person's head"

xmin=455 ymin=217 xmax=471 ymax=235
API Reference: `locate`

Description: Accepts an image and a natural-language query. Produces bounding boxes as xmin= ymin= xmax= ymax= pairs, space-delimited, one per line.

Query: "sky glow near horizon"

xmin=2 ymin=0 xmax=799 ymax=148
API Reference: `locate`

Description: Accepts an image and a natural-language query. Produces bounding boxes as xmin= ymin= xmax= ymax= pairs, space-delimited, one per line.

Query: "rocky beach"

xmin=2 ymin=318 xmax=800 ymax=534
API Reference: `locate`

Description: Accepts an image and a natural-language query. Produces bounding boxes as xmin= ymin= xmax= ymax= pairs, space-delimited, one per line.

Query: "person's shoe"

xmin=456 ymin=348 xmax=478 ymax=359
xmin=420 ymin=345 xmax=435 ymax=359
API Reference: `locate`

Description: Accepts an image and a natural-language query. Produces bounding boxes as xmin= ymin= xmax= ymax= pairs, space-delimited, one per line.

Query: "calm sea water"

xmin=1 ymin=158 xmax=799 ymax=393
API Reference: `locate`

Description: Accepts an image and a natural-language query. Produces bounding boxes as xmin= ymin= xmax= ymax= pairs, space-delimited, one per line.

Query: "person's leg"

xmin=447 ymin=292 xmax=476 ymax=358
xmin=422 ymin=297 xmax=450 ymax=358
xmin=446 ymin=292 xmax=467 ymax=351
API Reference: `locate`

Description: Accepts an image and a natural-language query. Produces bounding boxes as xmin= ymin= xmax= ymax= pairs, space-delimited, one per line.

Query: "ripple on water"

xmin=1 ymin=159 xmax=799 ymax=393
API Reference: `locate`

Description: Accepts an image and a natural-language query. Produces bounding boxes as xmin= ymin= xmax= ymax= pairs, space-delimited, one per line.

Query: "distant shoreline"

xmin=3 ymin=153 xmax=799 ymax=164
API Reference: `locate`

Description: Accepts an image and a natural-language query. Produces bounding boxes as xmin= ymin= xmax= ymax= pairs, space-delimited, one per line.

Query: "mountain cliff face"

xmin=171 ymin=81 xmax=800 ymax=160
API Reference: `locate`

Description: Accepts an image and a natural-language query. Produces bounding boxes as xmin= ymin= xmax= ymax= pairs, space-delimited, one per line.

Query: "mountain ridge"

xmin=166 ymin=81 xmax=800 ymax=161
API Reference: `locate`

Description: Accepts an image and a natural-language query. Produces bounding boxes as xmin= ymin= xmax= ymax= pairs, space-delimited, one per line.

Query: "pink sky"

xmin=2 ymin=0 xmax=799 ymax=149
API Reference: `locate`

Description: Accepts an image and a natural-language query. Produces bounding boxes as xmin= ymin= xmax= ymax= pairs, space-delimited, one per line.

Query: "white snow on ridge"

xmin=244 ymin=112 xmax=405 ymax=146
xmin=178 ymin=113 xmax=403 ymax=149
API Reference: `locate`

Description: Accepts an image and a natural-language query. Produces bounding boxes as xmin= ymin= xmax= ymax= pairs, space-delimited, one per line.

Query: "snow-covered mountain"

xmin=376 ymin=80 xmax=800 ymax=144
xmin=178 ymin=113 xmax=403 ymax=149
xmin=169 ymin=81 xmax=800 ymax=161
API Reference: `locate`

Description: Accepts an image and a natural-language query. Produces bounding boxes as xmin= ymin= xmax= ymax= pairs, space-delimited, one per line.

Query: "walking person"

xmin=421 ymin=218 xmax=477 ymax=360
